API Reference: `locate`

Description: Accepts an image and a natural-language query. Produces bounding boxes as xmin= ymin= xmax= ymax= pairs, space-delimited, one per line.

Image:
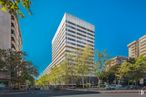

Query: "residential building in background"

xmin=106 ymin=56 xmax=127 ymax=71
xmin=128 ymin=34 xmax=146 ymax=85
xmin=128 ymin=34 xmax=146 ymax=58
xmin=139 ymin=35 xmax=146 ymax=56
xmin=44 ymin=13 xmax=95 ymax=84
xmin=0 ymin=11 xmax=22 ymax=87
xmin=128 ymin=40 xmax=139 ymax=58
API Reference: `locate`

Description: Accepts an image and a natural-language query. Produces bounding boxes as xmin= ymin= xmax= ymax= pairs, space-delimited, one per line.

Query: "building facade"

xmin=106 ymin=56 xmax=127 ymax=71
xmin=128 ymin=34 xmax=146 ymax=85
xmin=44 ymin=13 xmax=95 ymax=84
xmin=128 ymin=40 xmax=139 ymax=58
xmin=0 ymin=11 xmax=22 ymax=51
xmin=139 ymin=35 xmax=146 ymax=56
xmin=128 ymin=34 xmax=146 ymax=58
xmin=0 ymin=11 xmax=22 ymax=87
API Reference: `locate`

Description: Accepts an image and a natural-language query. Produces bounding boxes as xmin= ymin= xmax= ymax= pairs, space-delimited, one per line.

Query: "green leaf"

xmin=1 ymin=7 xmax=7 ymax=12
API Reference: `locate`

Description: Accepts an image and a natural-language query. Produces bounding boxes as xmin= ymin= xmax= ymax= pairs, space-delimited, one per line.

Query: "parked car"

xmin=105 ymin=84 xmax=116 ymax=90
xmin=105 ymin=84 xmax=126 ymax=90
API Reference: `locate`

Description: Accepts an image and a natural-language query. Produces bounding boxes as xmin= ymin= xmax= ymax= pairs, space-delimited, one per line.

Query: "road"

xmin=0 ymin=90 xmax=146 ymax=97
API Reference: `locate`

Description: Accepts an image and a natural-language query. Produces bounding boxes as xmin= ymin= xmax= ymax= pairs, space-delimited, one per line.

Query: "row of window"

xmin=53 ymin=35 xmax=94 ymax=57
xmin=52 ymin=30 xmax=66 ymax=53
xmin=66 ymin=34 xmax=94 ymax=46
xmin=67 ymin=33 xmax=94 ymax=44
xmin=52 ymin=41 xmax=66 ymax=58
xmin=67 ymin=24 xmax=94 ymax=38
xmin=66 ymin=20 xmax=94 ymax=33
xmin=67 ymin=28 xmax=94 ymax=42
xmin=52 ymin=53 xmax=65 ymax=67
xmin=53 ymin=23 xmax=66 ymax=44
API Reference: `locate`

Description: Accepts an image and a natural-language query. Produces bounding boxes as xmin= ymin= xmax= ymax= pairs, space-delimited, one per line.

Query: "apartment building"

xmin=128 ymin=40 xmax=139 ymax=58
xmin=0 ymin=11 xmax=22 ymax=87
xmin=106 ymin=56 xmax=127 ymax=71
xmin=0 ymin=11 xmax=22 ymax=51
xmin=128 ymin=34 xmax=146 ymax=85
xmin=139 ymin=35 xmax=146 ymax=56
xmin=128 ymin=34 xmax=146 ymax=58
xmin=44 ymin=13 xmax=95 ymax=84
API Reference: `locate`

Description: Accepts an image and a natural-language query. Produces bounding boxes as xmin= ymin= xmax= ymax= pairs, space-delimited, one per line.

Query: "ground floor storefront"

xmin=0 ymin=72 xmax=11 ymax=89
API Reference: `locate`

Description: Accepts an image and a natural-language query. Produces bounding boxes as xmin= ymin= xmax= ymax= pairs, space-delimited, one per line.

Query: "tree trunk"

xmin=128 ymin=81 xmax=130 ymax=86
xmin=98 ymin=79 xmax=101 ymax=87
xmin=82 ymin=76 xmax=84 ymax=88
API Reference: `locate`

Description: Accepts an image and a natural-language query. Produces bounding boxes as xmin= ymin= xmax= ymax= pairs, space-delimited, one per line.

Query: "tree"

xmin=37 ymin=45 xmax=94 ymax=88
xmin=49 ymin=57 xmax=76 ymax=86
xmin=17 ymin=61 xmax=38 ymax=86
xmin=36 ymin=74 xmax=49 ymax=87
xmin=9 ymin=50 xmax=38 ymax=88
xmin=95 ymin=49 xmax=109 ymax=72
xmin=96 ymin=71 xmax=107 ymax=84
xmin=0 ymin=49 xmax=38 ymax=89
xmin=116 ymin=56 xmax=146 ymax=86
xmin=58 ymin=60 xmax=70 ymax=85
xmin=64 ymin=53 xmax=78 ymax=86
xmin=128 ymin=56 xmax=146 ymax=85
xmin=0 ymin=49 xmax=10 ymax=72
xmin=116 ymin=61 xmax=131 ymax=81
xmin=36 ymin=59 xmax=72 ymax=87
xmin=105 ymin=65 xmax=120 ymax=84
xmin=0 ymin=0 xmax=31 ymax=17
xmin=94 ymin=49 xmax=109 ymax=85
xmin=76 ymin=45 xmax=94 ymax=88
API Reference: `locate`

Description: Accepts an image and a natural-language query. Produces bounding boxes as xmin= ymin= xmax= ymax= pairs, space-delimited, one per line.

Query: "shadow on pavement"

xmin=0 ymin=89 xmax=100 ymax=97
xmin=46 ymin=89 xmax=100 ymax=96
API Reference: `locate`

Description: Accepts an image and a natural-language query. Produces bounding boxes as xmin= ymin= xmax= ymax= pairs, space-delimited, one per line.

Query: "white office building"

xmin=44 ymin=13 xmax=95 ymax=81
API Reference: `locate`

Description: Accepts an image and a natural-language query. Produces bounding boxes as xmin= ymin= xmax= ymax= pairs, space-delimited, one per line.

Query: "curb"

xmin=99 ymin=90 xmax=146 ymax=93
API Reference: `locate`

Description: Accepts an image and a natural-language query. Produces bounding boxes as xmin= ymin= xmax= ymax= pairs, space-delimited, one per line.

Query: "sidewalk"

xmin=67 ymin=88 xmax=146 ymax=93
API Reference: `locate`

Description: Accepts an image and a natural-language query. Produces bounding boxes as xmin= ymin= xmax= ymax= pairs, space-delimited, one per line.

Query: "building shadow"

xmin=46 ymin=89 xmax=100 ymax=97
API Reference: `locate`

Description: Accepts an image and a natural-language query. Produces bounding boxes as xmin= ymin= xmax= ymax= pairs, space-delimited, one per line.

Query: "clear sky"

xmin=19 ymin=0 xmax=146 ymax=74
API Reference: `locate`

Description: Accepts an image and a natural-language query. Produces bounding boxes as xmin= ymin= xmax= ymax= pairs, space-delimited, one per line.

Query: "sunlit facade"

xmin=128 ymin=34 xmax=146 ymax=58
xmin=44 ymin=13 xmax=95 ymax=79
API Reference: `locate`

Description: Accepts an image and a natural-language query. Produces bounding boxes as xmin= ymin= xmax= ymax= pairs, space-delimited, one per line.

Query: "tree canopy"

xmin=0 ymin=49 xmax=38 ymax=88
xmin=0 ymin=0 xmax=31 ymax=17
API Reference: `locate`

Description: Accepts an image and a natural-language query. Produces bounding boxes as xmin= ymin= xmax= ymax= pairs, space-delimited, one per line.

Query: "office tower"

xmin=44 ymin=13 xmax=95 ymax=83
xmin=52 ymin=13 xmax=94 ymax=67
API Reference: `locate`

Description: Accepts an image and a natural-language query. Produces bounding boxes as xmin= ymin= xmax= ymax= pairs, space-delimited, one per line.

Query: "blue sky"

xmin=19 ymin=0 xmax=146 ymax=74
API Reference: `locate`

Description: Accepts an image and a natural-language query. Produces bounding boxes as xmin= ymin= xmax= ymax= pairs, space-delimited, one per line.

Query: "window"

xmin=11 ymin=23 xmax=15 ymax=28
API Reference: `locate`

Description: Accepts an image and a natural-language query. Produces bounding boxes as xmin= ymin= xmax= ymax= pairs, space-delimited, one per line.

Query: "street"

xmin=0 ymin=90 xmax=146 ymax=97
